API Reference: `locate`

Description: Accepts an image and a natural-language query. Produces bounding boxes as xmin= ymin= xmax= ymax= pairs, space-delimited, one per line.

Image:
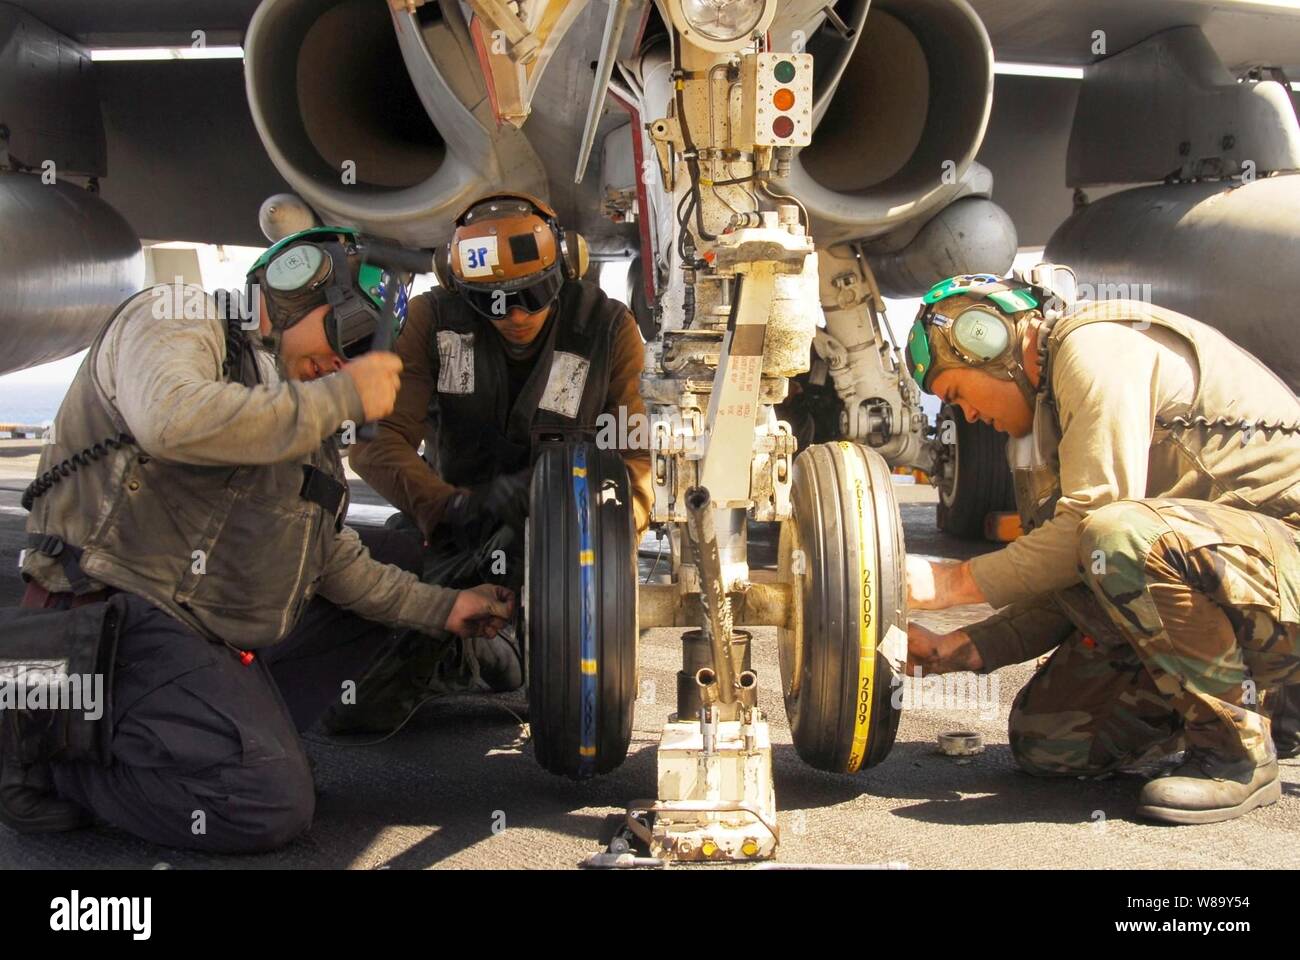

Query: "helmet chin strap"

xmin=233 ymin=280 xmax=283 ymax=356
xmin=1009 ymin=359 xmax=1038 ymax=411
xmin=1005 ymin=316 xmax=1041 ymax=410
xmin=247 ymin=274 xmax=305 ymax=335
xmin=943 ymin=319 xmax=1040 ymax=410
xmin=262 ymin=328 xmax=283 ymax=352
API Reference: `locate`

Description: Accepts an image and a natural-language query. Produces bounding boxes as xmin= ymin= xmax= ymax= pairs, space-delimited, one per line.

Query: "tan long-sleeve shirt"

xmin=965 ymin=302 xmax=1300 ymax=670
xmin=969 ymin=322 xmax=1197 ymax=608
xmin=46 ymin=287 xmax=461 ymax=636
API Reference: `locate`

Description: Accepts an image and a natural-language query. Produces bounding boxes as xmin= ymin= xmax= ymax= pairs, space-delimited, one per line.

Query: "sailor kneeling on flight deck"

xmin=0 ymin=227 xmax=513 ymax=853
xmin=335 ymin=191 xmax=653 ymax=734
xmin=903 ymin=273 xmax=1300 ymax=825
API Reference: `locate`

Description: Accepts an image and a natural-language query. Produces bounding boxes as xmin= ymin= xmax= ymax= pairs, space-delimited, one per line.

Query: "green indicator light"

xmin=773 ymin=59 xmax=796 ymax=84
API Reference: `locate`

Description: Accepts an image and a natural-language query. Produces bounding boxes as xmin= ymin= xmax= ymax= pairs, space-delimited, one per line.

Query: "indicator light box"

xmin=741 ymin=52 xmax=813 ymax=147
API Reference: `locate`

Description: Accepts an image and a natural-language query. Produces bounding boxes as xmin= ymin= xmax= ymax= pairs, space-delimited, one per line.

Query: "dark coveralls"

xmin=24 ymin=528 xmax=421 ymax=853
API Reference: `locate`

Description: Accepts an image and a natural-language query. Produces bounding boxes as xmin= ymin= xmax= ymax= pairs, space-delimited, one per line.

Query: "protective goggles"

xmin=258 ymin=240 xmax=406 ymax=359
xmin=452 ymin=264 xmax=563 ymax=321
xmin=907 ymin=304 xmax=1015 ymax=392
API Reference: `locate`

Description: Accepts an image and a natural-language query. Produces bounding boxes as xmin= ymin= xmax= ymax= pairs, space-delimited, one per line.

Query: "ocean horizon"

xmin=0 ymin=381 xmax=71 ymax=426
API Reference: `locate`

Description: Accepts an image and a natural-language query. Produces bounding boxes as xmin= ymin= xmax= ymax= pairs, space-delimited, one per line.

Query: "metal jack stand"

xmin=634 ymin=488 xmax=779 ymax=862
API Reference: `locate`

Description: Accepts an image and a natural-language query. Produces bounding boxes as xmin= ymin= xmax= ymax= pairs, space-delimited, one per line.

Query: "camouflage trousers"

xmin=1010 ymin=498 xmax=1300 ymax=776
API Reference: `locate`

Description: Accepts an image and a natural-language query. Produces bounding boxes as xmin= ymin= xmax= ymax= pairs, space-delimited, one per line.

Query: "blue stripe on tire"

xmin=573 ymin=446 xmax=598 ymax=776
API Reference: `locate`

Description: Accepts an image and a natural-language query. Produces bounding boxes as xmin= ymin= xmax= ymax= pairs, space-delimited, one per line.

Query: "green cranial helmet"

xmin=247 ymin=226 xmax=407 ymax=359
xmin=905 ymin=274 xmax=1042 ymax=404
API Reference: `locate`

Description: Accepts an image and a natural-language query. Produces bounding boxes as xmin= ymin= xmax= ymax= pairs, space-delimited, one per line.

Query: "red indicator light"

xmin=772 ymin=116 xmax=795 ymax=139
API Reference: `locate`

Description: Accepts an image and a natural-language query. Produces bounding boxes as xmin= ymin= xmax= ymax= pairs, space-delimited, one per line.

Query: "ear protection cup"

xmin=562 ymin=230 xmax=589 ymax=279
xmin=553 ymin=230 xmax=590 ymax=278
xmin=951 ymin=307 xmax=1013 ymax=363
xmin=432 ymin=242 xmax=452 ymax=289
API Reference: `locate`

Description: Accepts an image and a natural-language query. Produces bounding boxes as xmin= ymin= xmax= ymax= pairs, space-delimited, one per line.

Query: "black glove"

xmin=477 ymin=469 xmax=531 ymax=535
xmin=445 ymin=470 xmax=531 ymax=552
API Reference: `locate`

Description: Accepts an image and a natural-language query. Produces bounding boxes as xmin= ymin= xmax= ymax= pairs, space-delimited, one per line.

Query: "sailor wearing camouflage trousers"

xmin=905 ymin=276 xmax=1300 ymax=824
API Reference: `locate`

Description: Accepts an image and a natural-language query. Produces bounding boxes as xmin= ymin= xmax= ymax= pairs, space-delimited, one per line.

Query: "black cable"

xmin=709 ymin=171 xmax=767 ymax=188
xmin=303 ymin=694 xmax=529 ymax=749
xmin=689 ymin=175 xmax=716 ymax=241
xmin=22 ymin=433 xmax=135 ymax=511
xmin=672 ymin=40 xmax=717 ymax=244
xmin=677 ymin=190 xmax=696 ymax=265
xmin=675 ymin=187 xmax=692 ymax=262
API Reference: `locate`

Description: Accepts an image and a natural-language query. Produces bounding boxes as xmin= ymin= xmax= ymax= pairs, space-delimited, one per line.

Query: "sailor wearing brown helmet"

xmin=339 ymin=192 xmax=653 ymax=734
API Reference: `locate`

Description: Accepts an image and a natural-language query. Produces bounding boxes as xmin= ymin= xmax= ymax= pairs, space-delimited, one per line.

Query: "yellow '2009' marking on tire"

xmin=839 ymin=443 xmax=878 ymax=773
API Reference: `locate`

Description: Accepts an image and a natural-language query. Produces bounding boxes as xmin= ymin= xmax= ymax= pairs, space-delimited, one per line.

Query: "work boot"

xmin=1265 ymin=684 xmax=1300 ymax=760
xmin=1136 ymin=747 xmax=1281 ymax=825
xmin=0 ymin=715 xmax=92 ymax=833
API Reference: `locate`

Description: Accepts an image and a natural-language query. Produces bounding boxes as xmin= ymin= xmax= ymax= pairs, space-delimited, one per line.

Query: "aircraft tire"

xmin=778 ymin=442 xmax=905 ymax=773
xmin=936 ymin=404 xmax=1017 ymax=540
xmin=526 ymin=441 xmax=637 ymax=779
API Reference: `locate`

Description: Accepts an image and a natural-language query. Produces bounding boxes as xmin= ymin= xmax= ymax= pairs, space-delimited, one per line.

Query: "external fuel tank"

xmin=0 ymin=173 xmax=143 ymax=374
xmin=1046 ymin=174 xmax=1300 ymax=393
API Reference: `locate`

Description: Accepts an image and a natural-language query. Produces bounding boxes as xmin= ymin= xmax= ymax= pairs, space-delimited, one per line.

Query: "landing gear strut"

xmin=529 ymin=12 xmax=912 ymax=866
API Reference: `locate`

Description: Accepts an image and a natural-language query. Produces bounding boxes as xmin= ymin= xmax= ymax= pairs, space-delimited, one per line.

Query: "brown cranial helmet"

xmin=446 ymin=191 xmax=586 ymax=319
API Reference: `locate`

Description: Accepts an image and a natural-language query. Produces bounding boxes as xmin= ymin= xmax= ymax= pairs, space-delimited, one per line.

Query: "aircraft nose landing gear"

xmin=529 ymin=18 xmax=912 ymax=863
xmin=623 ymin=443 xmax=907 ymax=862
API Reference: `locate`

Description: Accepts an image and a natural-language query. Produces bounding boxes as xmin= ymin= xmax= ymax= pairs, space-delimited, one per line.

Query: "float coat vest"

xmin=22 ymin=292 xmax=349 ymax=648
xmin=423 ymin=279 xmax=622 ymax=492
xmin=1012 ymin=299 xmax=1300 ymax=537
